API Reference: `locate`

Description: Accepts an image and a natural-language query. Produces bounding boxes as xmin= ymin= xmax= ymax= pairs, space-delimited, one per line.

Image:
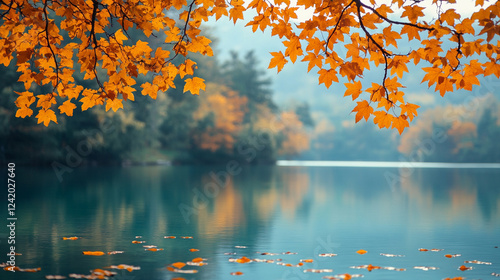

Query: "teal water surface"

xmin=1 ymin=165 xmax=499 ymax=280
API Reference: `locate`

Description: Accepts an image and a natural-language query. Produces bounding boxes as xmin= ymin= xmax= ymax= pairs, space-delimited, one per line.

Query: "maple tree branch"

xmin=355 ymin=0 xmax=389 ymax=99
xmin=66 ymin=0 xmax=89 ymax=22
xmin=358 ymin=1 xmax=434 ymax=32
xmin=42 ymin=0 xmax=60 ymax=89
xmin=90 ymin=0 xmax=99 ymax=49
xmin=325 ymin=0 xmax=355 ymax=54
xmin=0 ymin=0 xmax=14 ymax=20
xmin=169 ymin=0 xmax=196 ymax=62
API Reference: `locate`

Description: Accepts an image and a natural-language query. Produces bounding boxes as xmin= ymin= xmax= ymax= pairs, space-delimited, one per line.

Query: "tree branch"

xmin=355 ymin=0 xmax=389 ymax=100
xmin=43 ymin=0 xmax=60 ymax=88
xmin=325 ymin=0 xmax=355 ymax=54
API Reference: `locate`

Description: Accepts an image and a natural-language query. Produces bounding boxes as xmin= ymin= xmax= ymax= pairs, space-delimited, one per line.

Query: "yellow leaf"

xmin=183 ymin=77 xmax=206 ymax=95
xmin=36 ymin=109 xmax=58 ymax=126
xmin=105 ymin=98 xmax=123 ymax=112
xmin=59 ymin=100 xmax=77 ymax=116
xmin=141 ymin=82 xmax=159 ymax=99
xmin=114 ymin=29 xmax=128 ymax=44
xmin=15 ymin=106 xmax=33 ymax=118
xmin=82 ymin=251 xmax=105 ymax=256
xmin=172 ymin=0 xmax=187 ymax=9
xmin=399 ymin=103 xmax=420 ymax=121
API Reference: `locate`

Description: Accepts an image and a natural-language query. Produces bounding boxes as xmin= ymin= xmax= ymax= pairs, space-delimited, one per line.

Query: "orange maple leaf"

xmin=36 ymin=109 xmax=58 ymax=126
xmin=344 ymin=81 xmax=363 ymax=100
xmin=318 ymin=69 xmax=339 ymax=89
xmin=268 ymin=51 xmax=288 ymax=73
xmin=352 ymin=101 xmax=373 ymax=123
xmin=392 ymin=115 xmax=409 ymax=134
xmin=400 ymin=103 xmax=420 ymax=121
xmin=183 ymin=77 xmax=206 ymax=95
xmin=59 ymin=100 xmax=77 ymax=116
xmin=105 ymin=98 xmax=123 ymax=112
xmin=401 ymin=5 xmax=424 ymax=23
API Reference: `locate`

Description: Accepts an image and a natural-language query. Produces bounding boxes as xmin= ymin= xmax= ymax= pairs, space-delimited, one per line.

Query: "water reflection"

xmin=4 ymin=165 xmax=499 ymax=279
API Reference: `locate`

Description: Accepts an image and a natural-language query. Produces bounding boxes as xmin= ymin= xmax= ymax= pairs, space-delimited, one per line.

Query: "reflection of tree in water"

xmin=398 ymin=168 xmax=500 ymax=225
xmin=15 ymin=165 xmax=500 ymax=278
xmin=16 ymin=165 xmax=316 ymax=278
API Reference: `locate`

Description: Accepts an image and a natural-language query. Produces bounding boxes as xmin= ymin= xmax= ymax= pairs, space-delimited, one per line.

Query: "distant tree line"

xmin=0 ymin=50 xmax=314 ymax=165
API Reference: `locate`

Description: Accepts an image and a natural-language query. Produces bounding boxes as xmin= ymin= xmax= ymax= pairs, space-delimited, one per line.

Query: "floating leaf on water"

xmin=3 ymin=265 xmax=19 ymax=271
xmin=143 ymin=245 xmax=157 ymax=249
xmin=277 ymin=262 xmax=304 ymax=267
xmin=82 ymin=251 xmax=105 ymax=256
xmin=380 ymin=253 xmax=405 ymax=257
xmin=20 ymin=267 xmax=41 ymax=272
xmin=383 ymin=266 xmax=405 ymax=271
xmin=46 ymin=275 xmax=67 ymax=279
xmin=465 ymin=260 xmax=492 ymax=265
xmin=253 ymin=258 xmax=275 ymax=263
xmin=167 ymin=262 xmax=198 ymax=274
xmin=322 ymin=274 xmax=363 ymax=280
xmin=260 ymin=252 xmax=280 ymax=256
xmin=350 ymin=264 xmax=381 ymax=272
xmin=230 ymin=271 xmax=244 ymax=275
xmin=91 ymin=268 xmax=116 ymax=277
xmin=107 ymin=264 xmax=140 ymax=271
xmin=189 ymin=248 xmax=199 ymax=252
xmin=458 ymin=265 xmax=473 ymax=271
xmin=366 ymin=264 xmax=381 ymax=272
xmin=171 ymin=262 xmax=186 ymax=269
xmin=145 ymin=248 xmax=163 ymax=251
xmin=172 ymin=269 xmax=198 ymax=274
xmin=319 ymin=253 xmax=337 ymax=257
xmin=62 ymin=236 xmax=79 ymax=240
xmin=186 ymin=261 xmax=207 ymax=266
xmin=69 ymin=273 xmax=88 ymax=278
xmin=132 ymin=240 xmax=146 ymax=244
xmin=445 ymin=254 xmax=461 ymax=258
xmin=107 ymin=251 xmax=124 ymax=255
xmin=303 ymin=268 xmax=334 ymax=273
xmin=164 ymin=236 xmax=176 ymax=239
xmin=3 ymin=266 xmax=17 ymax=271
xmin=191 ymin=257 xmax=204 ymax=263
xmin=235 ymin=256 xmax=252 ymax=263
xmin=356 ymin=250 xmax=368 ymax=255
xmin=414 ymin=266 xmax=439 ymax=271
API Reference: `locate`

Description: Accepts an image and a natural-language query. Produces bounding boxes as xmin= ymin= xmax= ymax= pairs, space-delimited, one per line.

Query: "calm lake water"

xmin=2 ymin=164 xmax=500 ymax=279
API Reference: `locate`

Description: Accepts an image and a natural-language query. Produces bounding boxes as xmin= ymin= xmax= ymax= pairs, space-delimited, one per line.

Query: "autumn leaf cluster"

xmin=1 ymin=0 xmax=499 ymax=133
